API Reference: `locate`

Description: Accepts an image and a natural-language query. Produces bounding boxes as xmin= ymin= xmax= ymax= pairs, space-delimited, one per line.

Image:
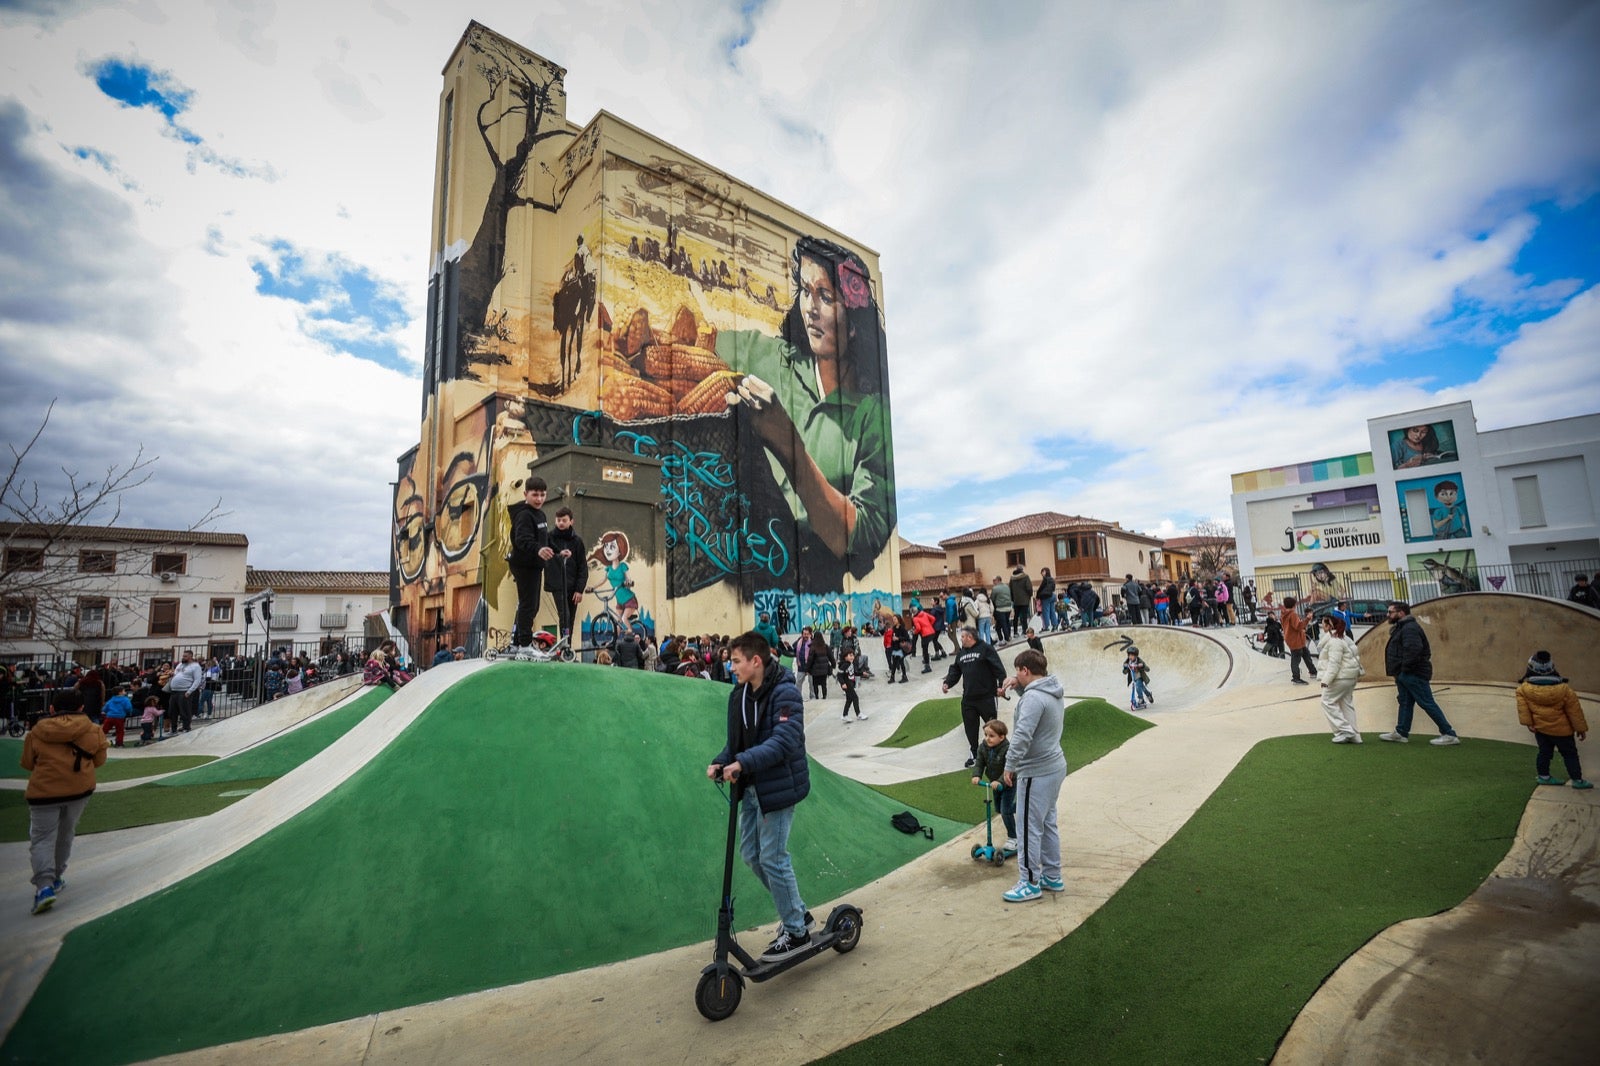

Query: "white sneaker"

xmin=855 ymin=714 xmax=868 ymax=721
xmin=1004 ymin=838 xmax=1018 ymax=852
xmin=1429 ymin=735 xmax=1461 ymax=746
xmin=1379 ymin=731 xmax=1408 ymax=743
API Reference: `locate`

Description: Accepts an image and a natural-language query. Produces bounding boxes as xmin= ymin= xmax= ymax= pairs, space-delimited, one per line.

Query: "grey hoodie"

xmin=1005 ymin=673 xmax=1068 ymax=778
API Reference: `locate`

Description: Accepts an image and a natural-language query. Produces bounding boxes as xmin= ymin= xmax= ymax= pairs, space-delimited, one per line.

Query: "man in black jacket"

xmin=506 ymin=478 xmax=553 ymax=647
xmin=1569 ymin=574 xmax=1600 ymax=610
xmin=942 ymin=625 xmax=1008 ymax=768
xmin=1378 ymin=601 xmax=1460 ymax=746
xmin=546 ymin=506 xmax=586 ymax=640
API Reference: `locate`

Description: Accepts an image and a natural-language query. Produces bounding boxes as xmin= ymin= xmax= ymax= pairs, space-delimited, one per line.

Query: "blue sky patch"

xmin=88 ymin=57 xmax=191 ymax=120
xmin=250 ymin=238 xmax=412 ymax=372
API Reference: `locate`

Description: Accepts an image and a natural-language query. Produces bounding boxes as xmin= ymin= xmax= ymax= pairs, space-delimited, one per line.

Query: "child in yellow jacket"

xmin=21 ymin=688 xmax=107 ymax=913
xmin=1516 ymin=651 xmax=1590 ymax=789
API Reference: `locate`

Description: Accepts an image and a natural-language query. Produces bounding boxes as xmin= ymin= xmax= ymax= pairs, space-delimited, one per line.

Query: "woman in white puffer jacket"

xmin=1316 ymin=614 xmax=1364 ymax=743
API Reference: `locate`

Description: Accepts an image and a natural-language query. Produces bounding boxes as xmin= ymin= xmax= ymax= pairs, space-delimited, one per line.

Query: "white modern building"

xmin=1230 ymin=401 xmax=1600 ymax=602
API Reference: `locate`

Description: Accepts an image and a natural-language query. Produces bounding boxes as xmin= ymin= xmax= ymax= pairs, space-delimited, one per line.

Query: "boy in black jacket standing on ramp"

xmin=942 ymin=625 xmax=1008 ymax=769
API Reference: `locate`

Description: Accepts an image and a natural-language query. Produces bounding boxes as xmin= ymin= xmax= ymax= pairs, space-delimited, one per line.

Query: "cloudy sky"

xmin=2 ymin=0 xmax=1597 ymax=569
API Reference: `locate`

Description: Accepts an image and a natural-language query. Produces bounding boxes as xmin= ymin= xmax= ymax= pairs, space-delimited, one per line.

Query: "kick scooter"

xmin=970 ymin=779 xmax=1014 ymax=866
xmin=696 ymin=772 xmax=863 ymax=1021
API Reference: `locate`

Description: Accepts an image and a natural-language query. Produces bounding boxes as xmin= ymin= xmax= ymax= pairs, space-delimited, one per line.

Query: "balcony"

xmin=319 ymin=612 xmax=348 ymax=630
xmin=266 ymin=614 xmax=300 ymax=630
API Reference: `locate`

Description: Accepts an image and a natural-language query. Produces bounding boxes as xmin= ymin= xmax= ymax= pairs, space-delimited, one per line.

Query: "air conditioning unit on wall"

xmin=159 ymin=572 xmax=177 ymax=583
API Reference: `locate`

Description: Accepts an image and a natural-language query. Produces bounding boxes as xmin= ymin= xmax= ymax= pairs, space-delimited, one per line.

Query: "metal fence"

xmin=2 ymin=637 xmax=369 ymax=732
xmin=1251 ymin=557 xmax=1599 ymax=609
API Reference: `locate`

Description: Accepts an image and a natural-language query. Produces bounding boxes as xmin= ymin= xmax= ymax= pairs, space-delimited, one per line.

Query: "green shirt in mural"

xmin=715 ymin=330 xmax=895 ymax=578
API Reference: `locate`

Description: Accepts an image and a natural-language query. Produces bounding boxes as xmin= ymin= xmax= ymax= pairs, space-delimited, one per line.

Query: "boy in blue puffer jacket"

xmin=707 ymin=631 xmax=812 ymax=961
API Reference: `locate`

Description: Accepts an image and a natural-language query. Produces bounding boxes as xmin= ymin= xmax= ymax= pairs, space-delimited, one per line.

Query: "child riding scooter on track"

xmin=971 ymin=719 xmax=1017 ymax=853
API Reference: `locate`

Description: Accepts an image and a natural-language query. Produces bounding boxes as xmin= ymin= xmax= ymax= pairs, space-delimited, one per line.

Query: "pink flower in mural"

xmin=837 ymin=260 xmax=871 ymax=309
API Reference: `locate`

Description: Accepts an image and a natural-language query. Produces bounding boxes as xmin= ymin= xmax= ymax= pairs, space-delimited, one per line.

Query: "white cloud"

xmin=2 ymin=0 xmax=1598 ymax=569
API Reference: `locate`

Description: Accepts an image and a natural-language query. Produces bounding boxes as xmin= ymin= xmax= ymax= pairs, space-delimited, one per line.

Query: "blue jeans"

xmin=739 ymin=784 xmax=807 ymax=936
xmin=1155 ymin=604 xmax=1170 ymax=624
xmin=1130 ymin=677 xmax=1151 ymax=706
xmin=1393 ymin=673 xmax=1456 ymax=738
xmin=978 ymin=618 xmax=994 ymax=644
xmin=1040 ymin=600 xmax=1058 ymax=630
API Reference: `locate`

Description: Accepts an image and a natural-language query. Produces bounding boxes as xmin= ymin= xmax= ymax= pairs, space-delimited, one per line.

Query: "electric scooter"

xmin=970 ymin=779 xmax=1014 ymax=866
xmin=696 ymin=774 xmax=864 ymax=1021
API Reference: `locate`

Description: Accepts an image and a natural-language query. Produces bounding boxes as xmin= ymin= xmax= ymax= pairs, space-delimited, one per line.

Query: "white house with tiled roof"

xmin=1 ymin=521 xmax=250 ymax=666
xmin=244 ymin=568 xmax=390 ymax=650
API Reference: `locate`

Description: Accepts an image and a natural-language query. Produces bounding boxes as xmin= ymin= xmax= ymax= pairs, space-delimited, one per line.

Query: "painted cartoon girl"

xmin=588 ymin=531 xmax=638 ymax=616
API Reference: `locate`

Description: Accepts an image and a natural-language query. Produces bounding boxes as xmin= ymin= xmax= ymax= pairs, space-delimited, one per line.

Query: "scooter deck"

xmin=740 ymin=927 xmax=843 ymax=982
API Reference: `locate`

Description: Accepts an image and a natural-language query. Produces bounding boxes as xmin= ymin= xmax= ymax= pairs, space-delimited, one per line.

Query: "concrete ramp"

xmin=1037 ymin=625 xmax=1235 ymax=711
xmin=1355 ymin=593 xmax=1600 ymax=692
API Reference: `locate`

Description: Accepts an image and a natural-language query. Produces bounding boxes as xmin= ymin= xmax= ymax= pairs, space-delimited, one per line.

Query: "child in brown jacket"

xmin=21 ymin=688 xmax=107 ymax=913
xmin=1516 ymin=651 xmax=1590 ymax=789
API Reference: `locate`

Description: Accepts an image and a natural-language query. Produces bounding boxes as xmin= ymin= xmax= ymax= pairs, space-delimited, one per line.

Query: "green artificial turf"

xmin=154 ymin=685 xmax=391 ymax=787
xmin=827 ymin=733 xmax=1535 ymax=1065
xmin=1 ymin=740 xmax=215 ymax=782
xmin=3 ymin=664 xmax=962 ymax=1066
xmin=876 ymin=696 xmax=963 ymax=748
xmin=872 ymin=698 xmax=1154 ymax=822
xmin=1 ymin=777 xmax=278 ymax=841
xmin=0 ymin=688 xmax=392 ymax=842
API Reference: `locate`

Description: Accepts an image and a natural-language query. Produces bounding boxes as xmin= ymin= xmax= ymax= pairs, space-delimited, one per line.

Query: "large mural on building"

xmin=1397 ymin=473 xmax=1471 ymax=543
xmin=393 ymin=23 xmax=899 ymax=644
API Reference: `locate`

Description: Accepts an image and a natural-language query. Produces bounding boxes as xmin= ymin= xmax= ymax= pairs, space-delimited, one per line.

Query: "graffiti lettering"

xmin=610 ymin=430 xmax=795 ymax=584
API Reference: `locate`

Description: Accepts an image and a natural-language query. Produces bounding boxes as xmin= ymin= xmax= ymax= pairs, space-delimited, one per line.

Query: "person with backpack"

xmin=21 ymin=688 xmax=106 ymax=914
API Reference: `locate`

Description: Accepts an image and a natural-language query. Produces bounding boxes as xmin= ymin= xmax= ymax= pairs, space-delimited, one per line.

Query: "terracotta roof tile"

xmin=940 ymin=511 xmax=1099 ymax=547
xmin=0 ymin=522 xmax=248 ymax=547
xmin=246 ymin=568 xmax=390 ymax=592
xmin=898 ymin=540 xmax=945 ymax=556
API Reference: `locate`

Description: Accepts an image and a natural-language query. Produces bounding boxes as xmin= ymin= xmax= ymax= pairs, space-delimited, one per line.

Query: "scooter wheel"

xmin=484 ymin=647 xmax=499 ymax=662
xmin=970 ymin=844 xmax=986 ymax=860
xmin=991 ymin=850 xmax=1008 ymax=868
xmin=831 ymin=906 xmax=863 ymax=954
xmin=695 ymin=969 xmax=742 ymax=1021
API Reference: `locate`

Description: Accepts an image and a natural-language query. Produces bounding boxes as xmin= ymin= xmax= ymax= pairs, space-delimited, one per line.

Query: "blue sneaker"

xmin=1002 ymin=880 xmax=1041 ymax=903
xmin=32 ymin=885 xmax=56 ymax=915
xmin=1041 ymin=875 xmax=1065 ymax=893
xmin=51 ymin=878 xmax=65 ymax=893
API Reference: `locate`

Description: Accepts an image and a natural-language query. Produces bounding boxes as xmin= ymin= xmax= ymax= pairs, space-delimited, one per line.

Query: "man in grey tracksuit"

xmin=1000 ymin=647 xmax=1068 ymax=903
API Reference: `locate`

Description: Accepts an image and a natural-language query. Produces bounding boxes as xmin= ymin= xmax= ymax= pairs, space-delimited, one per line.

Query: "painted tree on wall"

xmin=454 ymin=31 xmax=574 ymax=379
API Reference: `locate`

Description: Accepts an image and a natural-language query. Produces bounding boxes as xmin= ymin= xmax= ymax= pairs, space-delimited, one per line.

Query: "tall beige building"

xmin=394 ymin=23 xmax=899 ymax=648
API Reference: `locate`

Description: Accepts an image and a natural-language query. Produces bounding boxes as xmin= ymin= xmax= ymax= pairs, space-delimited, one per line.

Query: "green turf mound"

xmin=826 ymin=733 xmax=1534 ymax=1064
xmin=1 ymin=740 xmax=215 ymax=781
xmin=872 ymin=698 xmax=1155 ymax=821
xmin=156 ymin=685 xmax=392 ymax=786
xmin=0 ymin=688 xmax=393 ymax=843
xmin=2 ymin=664 xmax=961 ymax=1065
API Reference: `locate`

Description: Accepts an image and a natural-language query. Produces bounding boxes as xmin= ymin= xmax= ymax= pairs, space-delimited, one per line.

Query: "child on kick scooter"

xmin=971 ymin=719 xmax=1017 ymax=853
xmin=1122 ymin=646 xmax=1154 ymax=710
xmin=706 ymin=632 xmax=813 ymax=962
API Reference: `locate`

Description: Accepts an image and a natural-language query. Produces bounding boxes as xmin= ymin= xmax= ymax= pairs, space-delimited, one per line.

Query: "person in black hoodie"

xmin=943 ymin=625 xmax=1008 ymax=768
xmin=546 ymin=506 xmax=586 ymax=640
xmin=506 ymin=477 xmax=553 ymax=647
xmin=707 ymin=632 xmax=812 ymax=961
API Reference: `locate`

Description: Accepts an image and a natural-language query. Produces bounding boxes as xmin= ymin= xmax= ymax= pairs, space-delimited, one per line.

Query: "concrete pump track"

xmin=2 ymin=610 xmax=1596 ymax=1064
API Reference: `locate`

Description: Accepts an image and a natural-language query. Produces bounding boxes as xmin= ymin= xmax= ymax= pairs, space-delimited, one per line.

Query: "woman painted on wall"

xmin=717 ymin=236 xmax=895 ymax=584
xmin=588 ymin=531 xmax=638 ymax=618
